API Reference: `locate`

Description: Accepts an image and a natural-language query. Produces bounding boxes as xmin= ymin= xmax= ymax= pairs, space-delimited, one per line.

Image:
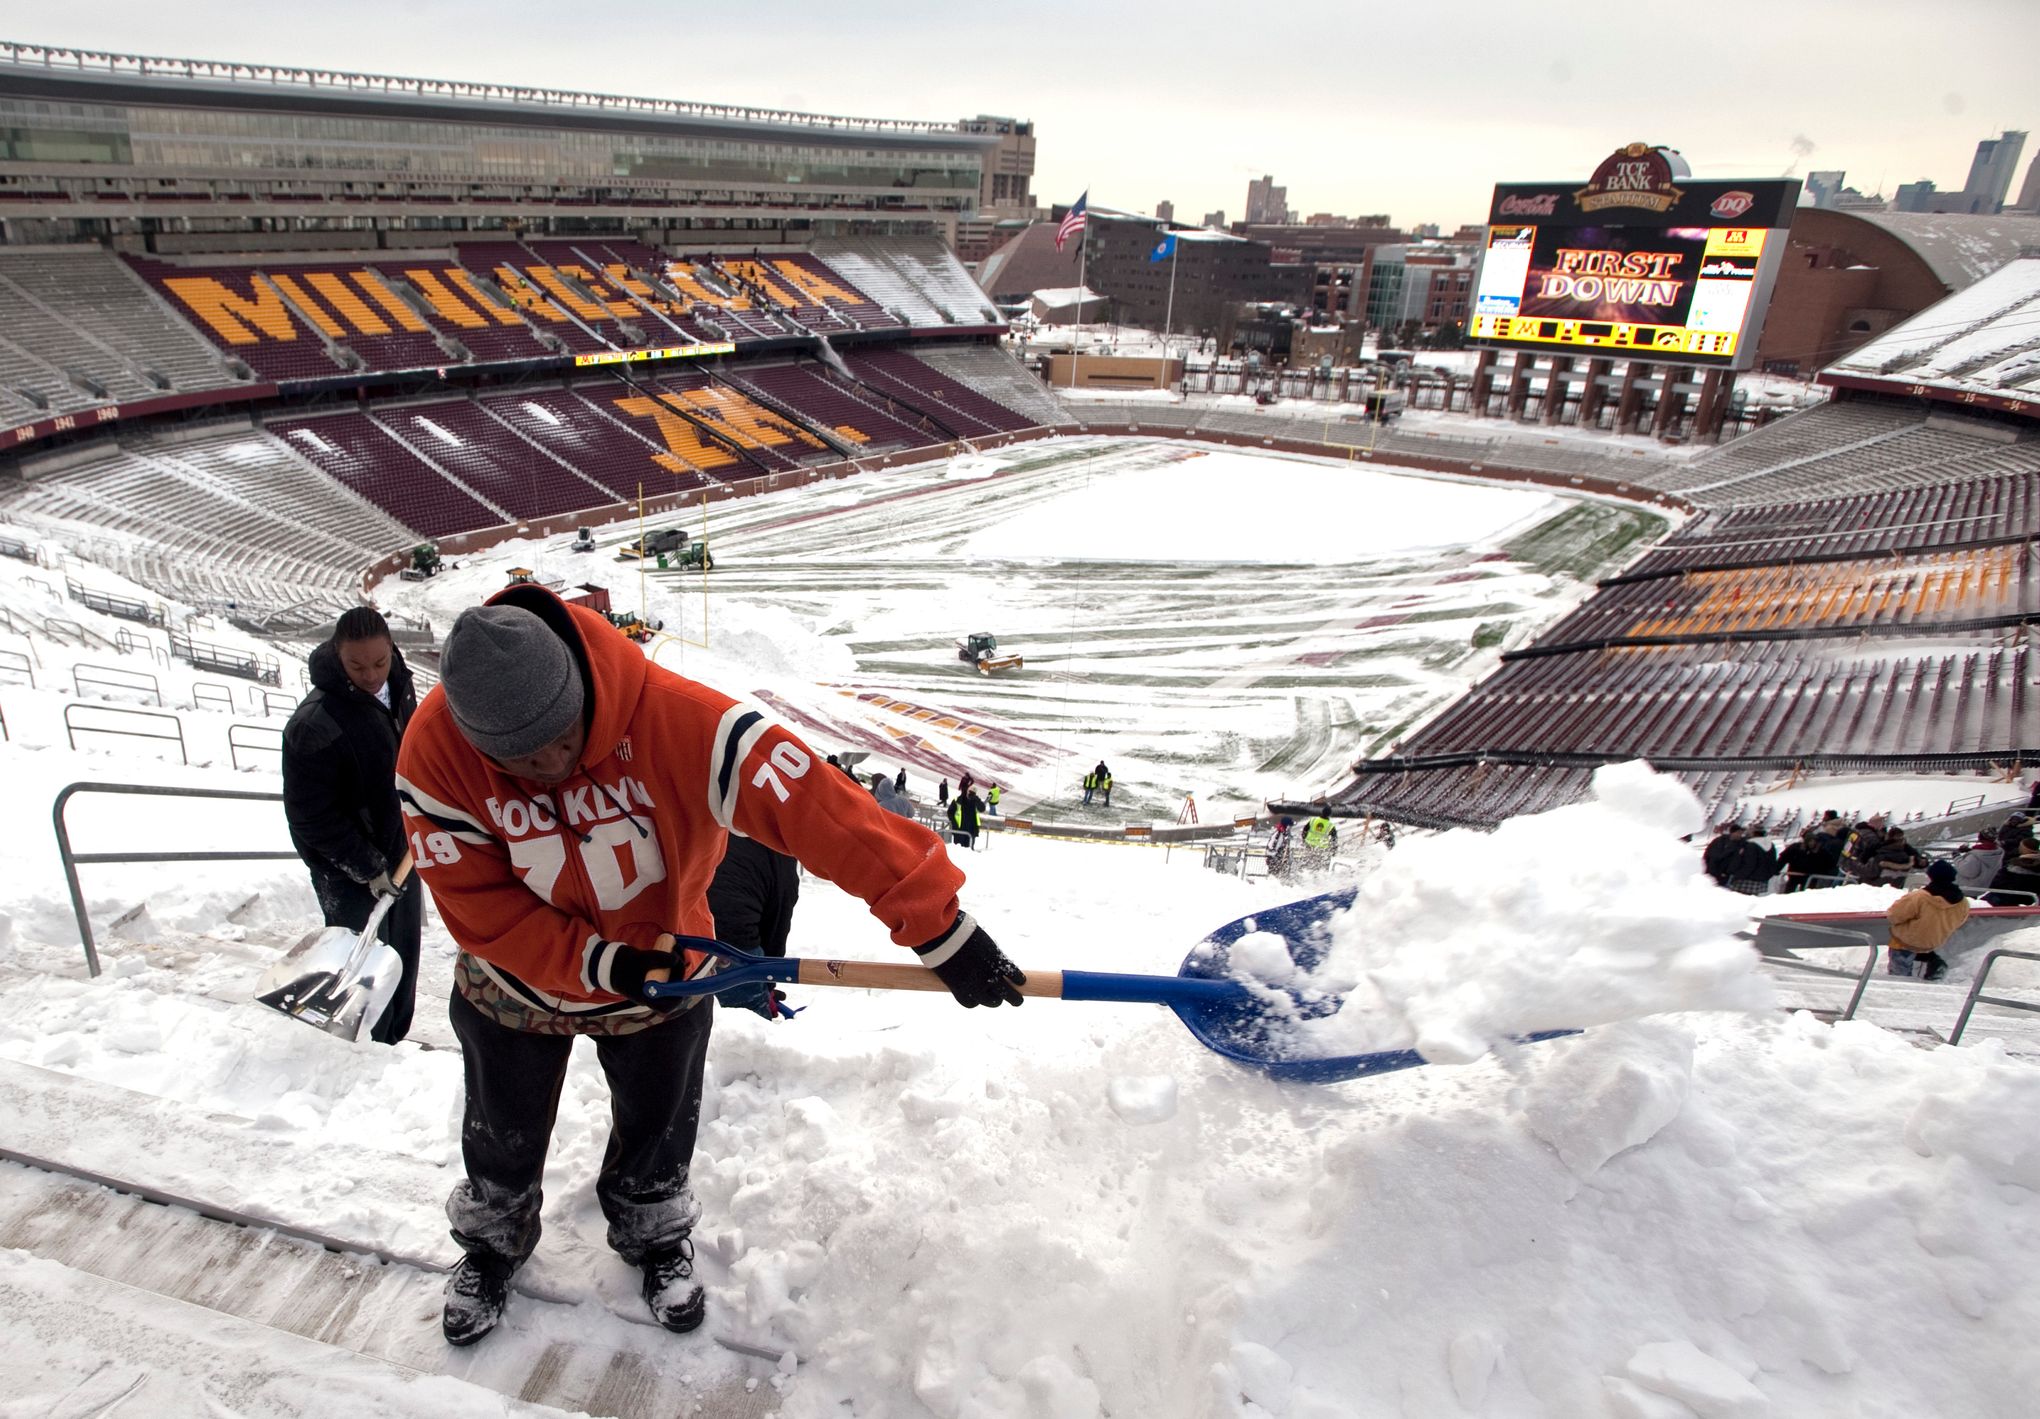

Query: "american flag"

xmin=1055 ymin=192 xmax=1089 ymax=253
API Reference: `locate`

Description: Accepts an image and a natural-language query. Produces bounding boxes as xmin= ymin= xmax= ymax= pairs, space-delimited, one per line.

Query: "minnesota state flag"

xmin=1147 ymin=232 xmax=1178 ymax=263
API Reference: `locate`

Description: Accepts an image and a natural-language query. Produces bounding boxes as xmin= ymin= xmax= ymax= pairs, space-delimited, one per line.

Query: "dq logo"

xmin=1711 ymin=191 xmax=1756 ymax=219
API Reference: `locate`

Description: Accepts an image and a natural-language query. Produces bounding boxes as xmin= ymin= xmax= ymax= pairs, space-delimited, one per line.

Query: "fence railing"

xmin=191 ymin=681 xmax=235 ymax=714
xmin=63 ymin=702 xmax=185 ymax=765
xmin=250 ymin=686 xmax=297 ymax=718
xmin=227 ymin=722 xmax=285 ymax=772
xmin=73 ymin=661 xmax=161 ymax=707
xmin=168 ymin=627 xmax=281 ymax=686
xmin=52 ymin=781 xmax=298 ymax=977
xmin=0 ymin=647 xmax=33 ymax=688
xmin=1750 ymin=918 xmax=1878 ymax=1022
xmin=114 ymin=625 xmax=170 ymax=667
xmin=67 ymin=577 xmax=163 ymax=627
xmin=1950 ymin=950 xmax=2040 ymax=1046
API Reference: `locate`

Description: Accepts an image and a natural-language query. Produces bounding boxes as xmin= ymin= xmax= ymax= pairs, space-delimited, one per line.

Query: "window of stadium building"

xmin=105 ymin=108 xmax=979 ymax=189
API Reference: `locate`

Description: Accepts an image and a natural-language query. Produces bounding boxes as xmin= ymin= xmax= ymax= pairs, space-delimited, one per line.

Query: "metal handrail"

xmin=1950 ymin=950 xmax=2040 ymax=1046
xmin=1750 ymin=918 xmax=1879 ymax=1021
xmin=63 ymin=702 xmax=185 ymax=765
xmin=53 ymin=781 xmax=297 ymax=977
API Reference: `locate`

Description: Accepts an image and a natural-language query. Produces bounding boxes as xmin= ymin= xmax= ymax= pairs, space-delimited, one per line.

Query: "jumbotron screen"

xmin=1468 ymin=154 xmax=1799 ymax=370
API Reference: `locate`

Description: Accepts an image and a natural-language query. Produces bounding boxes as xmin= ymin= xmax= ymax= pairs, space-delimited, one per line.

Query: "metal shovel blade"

xmin=325 ymin=941 xmax=404 ymax=1042
xmin=255 ymin=921 xmax=369 ymax=1021
xmin=256 ymin=864 xmax=408 ymax=1039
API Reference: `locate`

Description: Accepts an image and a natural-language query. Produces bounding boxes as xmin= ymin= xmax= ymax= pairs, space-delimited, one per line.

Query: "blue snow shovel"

xmin=646 ymin=887 xmax=1576 ymax=1084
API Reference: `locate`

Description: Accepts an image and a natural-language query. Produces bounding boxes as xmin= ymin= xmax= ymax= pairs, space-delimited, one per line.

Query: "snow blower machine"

xmin=958 ymin=631 xmax=1023 ymax=674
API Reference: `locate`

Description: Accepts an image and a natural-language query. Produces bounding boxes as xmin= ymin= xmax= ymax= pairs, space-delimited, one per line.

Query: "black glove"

xmin=914 ymin=914 xmax=1025 ymax=1008
xmin=717 ymin=979 xmax=791 ymax=1020
xmin=600 ymin=944 xmax=686 ymax=1006
xmin=367 ymin=868 xmax=400 ymax=900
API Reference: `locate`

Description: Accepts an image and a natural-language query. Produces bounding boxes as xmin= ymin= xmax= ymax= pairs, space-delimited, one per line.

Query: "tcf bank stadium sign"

xmin=1575 ymin=143 xmax=1684 ymax=214
xmin=573 ymin=341 xmax=736 ymax=368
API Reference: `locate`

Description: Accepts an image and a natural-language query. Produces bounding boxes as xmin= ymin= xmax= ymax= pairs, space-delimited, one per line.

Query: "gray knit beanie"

xmin=439 ymin=605 xmax=585 ymax=759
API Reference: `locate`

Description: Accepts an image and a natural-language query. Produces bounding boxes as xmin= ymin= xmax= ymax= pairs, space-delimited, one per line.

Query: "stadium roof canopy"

xmin=1851 ymin=212 xmax=2040 ymax=290
xmin=1821 ymin=257 xmax=2040 ymax=420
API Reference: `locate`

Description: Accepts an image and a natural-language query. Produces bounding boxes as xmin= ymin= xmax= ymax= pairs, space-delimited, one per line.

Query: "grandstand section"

xmin=1314 ymin=259 xmax=2040 ymax=834
xmin=1823 ymin=257 xmax=2040 ymax=421
xmin=0 ymin=423 xmax=409 ymax=621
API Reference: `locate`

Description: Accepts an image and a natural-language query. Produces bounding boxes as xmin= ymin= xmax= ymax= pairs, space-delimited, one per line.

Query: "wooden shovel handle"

xmin=790 ymin=957 xmax=1066 ymax=998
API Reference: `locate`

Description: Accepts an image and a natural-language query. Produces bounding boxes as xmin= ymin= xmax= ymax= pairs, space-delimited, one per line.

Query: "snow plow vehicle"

xmin=618 ymin=527 xmax=714 ymax=569
xmin=958 ymin=632 xmax=1023 ymax=674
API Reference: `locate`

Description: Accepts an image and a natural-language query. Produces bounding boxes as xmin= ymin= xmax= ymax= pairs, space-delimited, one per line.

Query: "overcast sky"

xmin=10 ymin=2 xmax=2037 ymax=230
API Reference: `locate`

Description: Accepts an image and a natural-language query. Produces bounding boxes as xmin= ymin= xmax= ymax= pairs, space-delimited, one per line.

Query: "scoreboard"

xmin=1468 ymin=148 xmax=1798 ymax=371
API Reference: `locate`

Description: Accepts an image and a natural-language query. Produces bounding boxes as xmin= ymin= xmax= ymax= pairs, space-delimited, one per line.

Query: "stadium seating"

xmin=1398 ymin=637 xmax=2031 ymax=763
xmin=477 ymin=386 xmax=715 ymax=500
xmin=910 ymin=344 xmax=1070 ymax=429
xmin=0 ymin=423 xmax=410 ymax=618
xmin=0 ymin=249 xmax=241 ymax=403
xmin=808 ymin=237 xmax=1004 ymax=327
xmin=371 ymin=399 xmax=625 ymax=520
xmin=722 ymin=361 xmax=938 ymax=451
xmin=1538 ymin=545 xmax=2038 ymax=646
xmin=1627 ymin=468 xmax=2040 ymax=577
xmin=643 ymin=369 xmax=833 ymax=473
xmin=268 ymin=412 xmax=503 ymax=537
xmin=843 ymin=348 xmax=1032 ymax=435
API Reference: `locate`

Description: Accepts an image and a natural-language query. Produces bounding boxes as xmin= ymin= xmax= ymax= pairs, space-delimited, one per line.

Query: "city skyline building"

xmin=1961 ymin=130 xmax=2027 ymax=214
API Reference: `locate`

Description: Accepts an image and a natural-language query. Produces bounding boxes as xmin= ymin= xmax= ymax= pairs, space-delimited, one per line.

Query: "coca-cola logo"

xmin=1498 ymin=193 xmax=1561 ymax=217
xmin=1710 ymin=190 xmax=1755 ymax=219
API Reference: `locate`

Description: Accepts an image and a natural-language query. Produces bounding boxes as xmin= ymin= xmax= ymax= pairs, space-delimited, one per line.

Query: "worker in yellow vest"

xmin=1302 ymin=810 xmax=1337 ymax=871
xmin=987 ymin=784 xmax=1002 ymax=815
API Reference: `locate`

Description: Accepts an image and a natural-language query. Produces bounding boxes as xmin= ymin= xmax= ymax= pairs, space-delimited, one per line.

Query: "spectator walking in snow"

xmin=1886 ymin=860 xmax=1969 ymax=980
xmin=870 ymin=771 xmax=917 ymax=820
xmin=938 ymin=778 xmax=950 ymax=808
xmin=1841 ymin=818 xmax=1886 ymax=883
xmin=1266 ymin=817 xmax=1295 ymax=877
xmin=1872 ymin=827 xmax=1924 ymax=887
xmin=282 ymin=607 xmax=421 ymax=1045
xmin=987 ymin=784 xmax=1002 ymax=815
xmin=1703 ymin=823 xmax=1744 ymax=885
xmin=947 ymin=785 xmax=984 ymax=850
xmin=1777 ymin=827 xmax=1825 ymax=893
xmin=1952 ymin=833 xmax=2004 ymax=895
xmin=1081 ymin=769 xmax=1097 ymax=805
xmin=1730 ymin=827 xmax=1778 ymax=891
xmin=894 ymin=766 xmax=909 ymax=796
xmin=1988 ymin=829 xmax=2040 ymax=906
xmin=397 ymin=588 xmax=1025 ymax=1348
xmin=1099 ymin=770 xmax=1114 ymax=807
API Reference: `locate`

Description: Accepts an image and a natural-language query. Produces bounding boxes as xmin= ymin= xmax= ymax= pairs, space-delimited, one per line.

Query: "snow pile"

xmin=1251 ymin=763 xmax=1770 ymax=1064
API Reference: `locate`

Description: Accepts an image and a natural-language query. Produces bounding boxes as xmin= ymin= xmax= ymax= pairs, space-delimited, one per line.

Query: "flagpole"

xmin=1160 ymin=235 xmax=1178 ymax=392
xmin=1071 ymin=211 xmax=1086 ymax=393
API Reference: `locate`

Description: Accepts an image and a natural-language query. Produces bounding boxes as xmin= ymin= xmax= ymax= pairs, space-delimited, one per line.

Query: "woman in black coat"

xmin=281 ymin=607 xmax=421 ymax=1044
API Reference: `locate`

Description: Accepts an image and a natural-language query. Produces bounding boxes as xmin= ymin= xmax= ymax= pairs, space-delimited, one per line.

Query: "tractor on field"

xmin=957 ymin=632 xmax=1023 ymax=674
xmin=619 ymin=527 xmax=714 ymax=570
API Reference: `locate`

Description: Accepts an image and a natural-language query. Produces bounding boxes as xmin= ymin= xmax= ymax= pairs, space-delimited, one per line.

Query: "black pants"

xmin=309 ymin=865 xmax=423 ymax=1045
xmin=446 ymin=989 xmax=714 ymax=1272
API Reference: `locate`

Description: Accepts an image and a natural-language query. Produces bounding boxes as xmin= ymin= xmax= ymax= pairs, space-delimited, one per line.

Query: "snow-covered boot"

xmin=641 ymin=1240 xmax=706 ymax=1333
xmin=442 ymin=1256 xmax=512 ymax=1346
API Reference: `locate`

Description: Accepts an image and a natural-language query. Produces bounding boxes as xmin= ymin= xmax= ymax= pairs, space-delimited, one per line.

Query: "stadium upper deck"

xmin=0 ymin=41 xmax=999 ymax=249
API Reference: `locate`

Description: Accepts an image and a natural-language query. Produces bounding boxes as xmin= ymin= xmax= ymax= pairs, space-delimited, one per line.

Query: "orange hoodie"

xmin=396 ymin=585 xmax=966 ymax=1027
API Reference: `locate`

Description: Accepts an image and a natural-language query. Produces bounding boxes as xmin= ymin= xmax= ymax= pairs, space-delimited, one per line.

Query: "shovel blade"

xmin=254 ymin=923 xmax=367 ymax=1024
xmin=1174 ymin=887 xmax=1576 ymax=1083
xmin=323 ymin=943 xmax=404 ymax=1042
